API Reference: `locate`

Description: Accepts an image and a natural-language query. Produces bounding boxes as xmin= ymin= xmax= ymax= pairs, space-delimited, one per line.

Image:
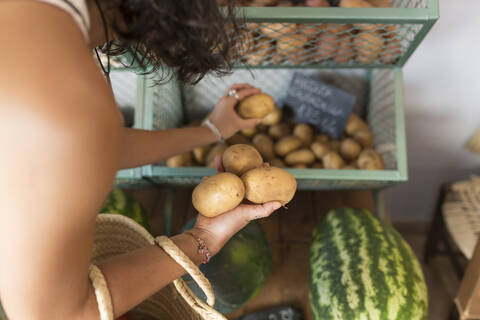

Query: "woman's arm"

xmin=118 ymin=126 xmax=217 ymax=169
xmin=0 ymin=4 xmax=281 ymax=319
xmin=118 ymin=85 xmax=262 ymax=169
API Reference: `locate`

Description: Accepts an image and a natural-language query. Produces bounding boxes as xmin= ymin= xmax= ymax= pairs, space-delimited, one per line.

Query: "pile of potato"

xmin=192 ymin=144 xmax=297 ymax=217
xmin=167 ymin=93 xmax=384 ymax=171
xmin=233 ymin=0 xmax=400 ymax=65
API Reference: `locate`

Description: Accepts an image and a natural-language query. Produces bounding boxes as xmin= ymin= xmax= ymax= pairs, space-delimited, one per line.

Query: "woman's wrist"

xmin=187 ymin=227 xmax=222 ymax=257
xmin=202 ymin=119 xmax=224 ymax=143
xmin=170 ymin=233 xmax=205 ymax=265
xmin=198 ymin=124 xmax=222 ymax=144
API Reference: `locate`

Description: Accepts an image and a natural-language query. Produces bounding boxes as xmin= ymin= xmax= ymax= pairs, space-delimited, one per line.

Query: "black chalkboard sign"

xmin=284 ymin=73 xmax=356 ymax=139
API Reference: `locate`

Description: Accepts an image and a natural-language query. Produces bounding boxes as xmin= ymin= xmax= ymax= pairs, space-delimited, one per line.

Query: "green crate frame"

xmin=231 ymin=1 xmax=438 ymax=69
xmin=114 ymin=74 xmax=153 ymax=188
xmin=132 ymin=68 xmax=407 ymax=190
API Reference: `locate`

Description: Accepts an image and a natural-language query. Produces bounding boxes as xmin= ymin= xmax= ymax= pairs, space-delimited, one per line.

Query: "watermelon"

xmin=182 ymin=219 xmax=272 ymax=314
xmin=309 ymin=208 xmax=428 ymax=320
xmin=100 ymin=189 xmax=150 ymax=232
xmin=0 ymin=303 xmax=5 ymax=320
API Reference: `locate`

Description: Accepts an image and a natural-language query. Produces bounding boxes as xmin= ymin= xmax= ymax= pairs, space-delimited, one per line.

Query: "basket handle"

xmin=88 ymin=236 xmax=225 ymax=320
xmin=155 ymin=236 xmax=226 ymax=320
xmin=89 ymin=265 xmax=114 ymax=320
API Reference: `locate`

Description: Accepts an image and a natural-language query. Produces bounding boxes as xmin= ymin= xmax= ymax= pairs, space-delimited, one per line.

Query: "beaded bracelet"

xmin=184 ymin=231 xmax=212 ymax=264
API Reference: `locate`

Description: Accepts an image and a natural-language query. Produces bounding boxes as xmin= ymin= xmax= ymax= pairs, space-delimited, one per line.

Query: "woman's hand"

xmin=207 ymin=84 xmax=263 ymax=139
xmin=190 ymin=157 xmax=281 ymax=256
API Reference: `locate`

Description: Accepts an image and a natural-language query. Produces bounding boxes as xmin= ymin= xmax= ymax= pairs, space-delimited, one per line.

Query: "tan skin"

xmin=0 ymin=0 xmax=281 ymax=319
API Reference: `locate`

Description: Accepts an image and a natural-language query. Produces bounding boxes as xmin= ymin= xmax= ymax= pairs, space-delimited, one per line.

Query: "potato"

xmin=236 ymin=31 xmax=255 ymax=58
xmin=345 ymin=114 xmax=369 ymax=134
xmin=306 ymin=0 xmax=329 ymax=6
xmin=261 ymin=108 xmax=283 ymax=125
xmin=311 ymin=141 xmax=330 ymax=160
xmin=339 ymin=0 xmax=376 ymax=31
xmin=166 ymin=152 xmax=192 ymax=167
xmin=328 ymin=140 xmax=341 ymax=153
xmin=285 ymin=149 xmax=315 ymax=165
xmin=246 ymin=37 xmax=273 ymax=66
xmin=251 ymin=0 xmax=279 ymax=6
xmin=340 ymin=0 xmax=372 ymax=7
xmin=299 ymin=23 xmax=328 ymax=42
xmin=206 ymin=143 xmax=228 ymax=168
xmin=268 ymin=123 xmax=291 ymax=140
xmin=260 ymin=23 xmax=296 ymax=38
xmin=270 ymin=158 xmax=286 ymax=168
xmin=345 ymin=115 xmax=373 ymax=148
xmin=241 ymin=166 xmax=297 ymax=205
xmin=317 ymin=30 xmax=338 ymax=61
xmin=340 ymin=138 xmax=362 ymax=160
xmin=275 ymin=135 xmax=303 ymax=157
xmin=293 ymin=164 xmax=308 ymax=169
xmin=192 ymin=173 xmax=245 ymax=217
xmin=277 ymin=34 xmax=310 ymax=63
xmin=241 ymin=127 xmax=257 ymax=137
xmin=357 ymin=149 xmax=384 ymax=170
xmin=237 ymin=93 xmax=275 ymax=119
xmin=322 ymin=151 xmax=345 ymax=169
xmin=192 ymin=145 xmax=211 ymax=165
xmin=381 ymin=37 xmax=402 ymax=64
xmin=352 ymin=129 xmax=373 ymax=148
xmin=315 ymin=134 xmax=329 ymax=144
xmin=367 ymin=0 xmax=391 ymax=7
xmin=293 ymin=123 xmax=314 ymax=147
xmin=312 ymin=162 xmax=324 ymax=168
xmin=252 ymin=133 xmax=276 ymax=160
xmin=342 ymin=164 xmax=357 ymax=169
xmin=335 ymin=34 xmax=354 ymax=64
xmin=222 ymin=144 xmax=263 ymax=176
xmin=354 ymin=32 xmax=384 ymax=64
xmin=227 ymin=132 xmax=251 ymax=145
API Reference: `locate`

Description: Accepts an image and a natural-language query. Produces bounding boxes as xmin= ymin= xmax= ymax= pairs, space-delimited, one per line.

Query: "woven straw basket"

xmin=90 ymin=214 xmax=226 ymax=320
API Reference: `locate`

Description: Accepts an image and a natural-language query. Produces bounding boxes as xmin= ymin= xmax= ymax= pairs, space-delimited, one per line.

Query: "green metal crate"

xmin=136 ymin=67 xmax=407 ymax=190
xmin=230 ymin=0 xmax=438 ymax=69
xmin=110 ymin=70 xmax=152 ymax=188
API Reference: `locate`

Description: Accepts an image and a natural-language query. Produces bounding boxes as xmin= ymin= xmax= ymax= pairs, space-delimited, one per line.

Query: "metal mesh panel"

xmin=391 ymin=0 xmax=427 ymax=7
xmin=233 ymin=22 xmax=423 ymax=68
xmin=368 ymin=69 xmax=397 ymax=170
xmin=150 ymin=76 xmax=184 ymax=130
xmin=110 ymin=71 xmax=138 ymax=107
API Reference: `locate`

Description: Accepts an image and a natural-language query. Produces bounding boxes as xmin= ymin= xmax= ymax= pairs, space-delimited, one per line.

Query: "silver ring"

xmin=228 ymin=89 xmax=240 ymax=100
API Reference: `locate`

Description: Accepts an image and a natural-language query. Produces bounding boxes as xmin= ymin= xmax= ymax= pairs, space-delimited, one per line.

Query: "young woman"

xmin=0 ymin=0 xmax=281 ymax=318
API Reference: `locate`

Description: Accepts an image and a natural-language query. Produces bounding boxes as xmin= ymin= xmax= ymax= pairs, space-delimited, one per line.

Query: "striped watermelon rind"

xmin=100 ymin=189 xmax=150 ymax=232
xmin=309 ymin=208 xmax=428 ymax=320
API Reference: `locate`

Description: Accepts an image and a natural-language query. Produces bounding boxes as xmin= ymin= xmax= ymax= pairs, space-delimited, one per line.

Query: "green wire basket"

xmin=231 ymin=0 xmax=438 ymax=68
xmin=108 ymin=0 xmax=439 ymax=189
xmin=111 ymin=66 xmax=407 ymax=190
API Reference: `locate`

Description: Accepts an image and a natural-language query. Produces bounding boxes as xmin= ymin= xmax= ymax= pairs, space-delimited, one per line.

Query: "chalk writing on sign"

xmin=284 ymin=73 xmax=356 ymax=139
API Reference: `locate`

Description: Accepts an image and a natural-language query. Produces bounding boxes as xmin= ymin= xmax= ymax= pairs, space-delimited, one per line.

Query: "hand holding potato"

xmin=191 ymin=156 xmax=282 ymax=255
xmin=206 ymin=84 xmax=264 ymax=139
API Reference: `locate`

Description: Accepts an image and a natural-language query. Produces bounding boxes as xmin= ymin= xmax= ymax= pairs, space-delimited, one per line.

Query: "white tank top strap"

xmin=36 ymin=0 xmax=90 ymax=42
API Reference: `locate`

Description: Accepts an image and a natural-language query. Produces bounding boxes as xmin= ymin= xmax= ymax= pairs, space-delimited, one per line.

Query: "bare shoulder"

xmin=0 ymin=3 xmax=124 ymax=317
xmin=0 ymin=0 xmax=123 ymax=169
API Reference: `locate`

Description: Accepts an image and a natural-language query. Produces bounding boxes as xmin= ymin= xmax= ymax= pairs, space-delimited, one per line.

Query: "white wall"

xmin=384 ymin=0 xmax=480 ymax=221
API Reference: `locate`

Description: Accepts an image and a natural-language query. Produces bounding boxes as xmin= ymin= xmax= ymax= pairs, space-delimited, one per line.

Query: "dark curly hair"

xmin=95 ymin=0 xmax=242 ymax=84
